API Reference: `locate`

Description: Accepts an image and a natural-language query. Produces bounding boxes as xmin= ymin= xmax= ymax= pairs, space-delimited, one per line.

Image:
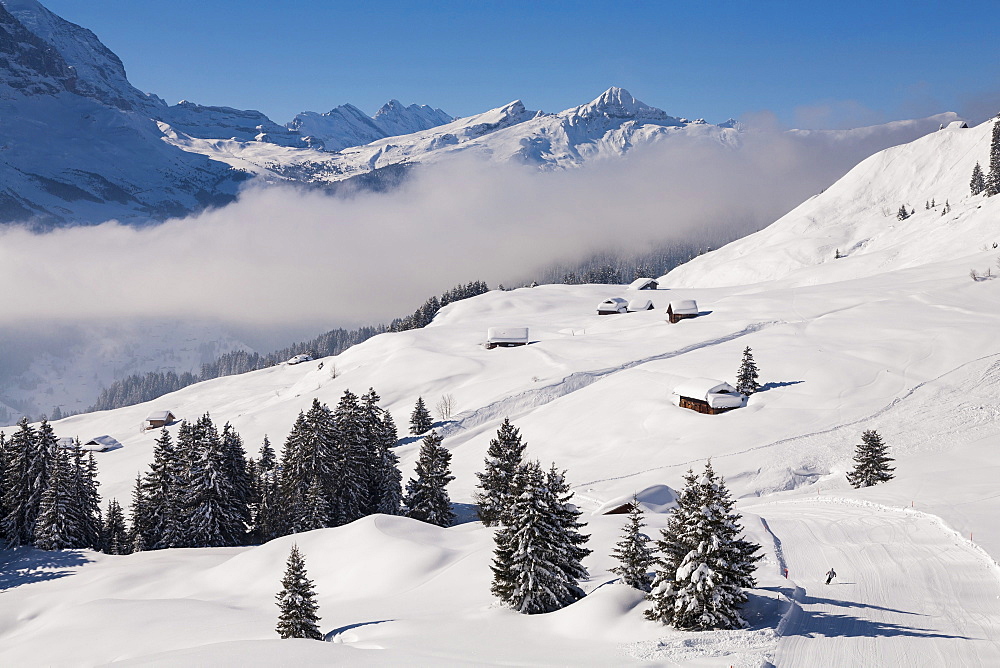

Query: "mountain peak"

xmin=572 ymin=87 xmax=674 ymax=122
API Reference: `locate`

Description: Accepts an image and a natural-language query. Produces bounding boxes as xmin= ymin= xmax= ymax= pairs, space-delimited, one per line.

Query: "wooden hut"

xmin=673 ymin=378 xmax=745 ymax=415
xmin=81 ymin=435 xmax=123 ymax=452
xmin=628 ymin=298 xmax=654 ymax=312
xmin=144 ymin=410 xmax=176 ymax=430
xmin=597 ymin=297 xmax=629 ymax=315
xmin=666 ymin=299 xmax=699 ymax=324
xmin=486 ymin=327 xmax=529 ymax=349
xmin=628 ymin=277 xmax=659 ymax=291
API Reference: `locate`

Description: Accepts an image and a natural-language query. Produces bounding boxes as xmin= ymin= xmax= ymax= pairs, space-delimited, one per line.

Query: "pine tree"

xmin=971 ymin=162 xmax=986 ymax=195
xmin=403 ymin=431 xmax=455 ymax=526
xmin=301 ymin=477 xmax=329 ymax=531
xmin=362 ymin=390 xmax=402 ymax=516
xmin=987 ymin=120 xmax=1000 ymax=197
xmin=143 ymin=429 xmax=183 ymax=549
xmin=34 ymin=445 xmax=83 ymax=550
xmin=646 ymin=462 xmax=760 ymax=630
xmin=545 ymin=464 xmax=591 ymax=598
xmin=277 ymin=411 xmax=312 ymax=534
xmin=275 ymin=544 xmax=323 ymax=640
xmin=490 ymin=460 xmax=586 ymax=613
xmin=896 ymin=205 xmax=910 ymax=221
xmin=129 ymin=474 xmax=151 ymax=552
xmin=330 ymin=390 xmax=371 ymax=525
xmin=185 ymin=414 xmax=245 ymax=547
xmin=846 ymin=429 xmax=895 ymax=488
xmin=104 ymin=498 xmax=130 ymax=554
xmin=735 ymin=346 xmax=760 ymax=395
xmin=610 ymin=498 xmax=654 ymax=591
xmin=221 ymin=423 xmax=252 ymax=542
xmin=70 ymin=447 xmax=103 ymax=549
xmin=473 ymin=418 xmax=527 ymax=526
xmin=253 ymin=436 xmax=283 ymax=542
xmin=2 ymin=418 xmax=51 ymax=546
xmin=409 ymin=397 xmax=433 ymax=436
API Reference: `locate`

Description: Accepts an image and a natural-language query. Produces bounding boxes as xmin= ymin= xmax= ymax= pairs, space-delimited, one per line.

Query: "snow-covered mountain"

xmin=0 ymin=0 xmax=962 ymax=227
xmin=6 ymin=118 xmax=1000 ymax=664
xmin=287 ymin=100 xmax=452 ymax=152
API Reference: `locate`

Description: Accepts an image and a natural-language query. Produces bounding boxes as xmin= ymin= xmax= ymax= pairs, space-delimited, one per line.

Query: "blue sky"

xmin=43 ymin=0 xmax=1000 ymax=128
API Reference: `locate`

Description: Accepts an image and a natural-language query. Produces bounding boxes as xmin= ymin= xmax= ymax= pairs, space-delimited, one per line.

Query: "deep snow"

xmin=3 ymin=95 xmax=1000 ymax=668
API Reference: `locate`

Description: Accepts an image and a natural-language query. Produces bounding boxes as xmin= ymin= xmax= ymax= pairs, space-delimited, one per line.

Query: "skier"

xmin=825 ymin=567 xmax=837 ymax=585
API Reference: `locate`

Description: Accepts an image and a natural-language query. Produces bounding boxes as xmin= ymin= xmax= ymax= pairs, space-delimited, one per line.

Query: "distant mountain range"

xmin=0 ymin=0 xmax=962 ymax=228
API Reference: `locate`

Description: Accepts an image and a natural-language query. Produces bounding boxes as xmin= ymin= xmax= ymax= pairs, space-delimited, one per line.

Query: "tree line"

xmin=89 ymin=281 xmax=489 ymax=413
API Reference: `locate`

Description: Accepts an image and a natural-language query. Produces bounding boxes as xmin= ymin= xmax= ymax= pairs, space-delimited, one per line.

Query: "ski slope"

xmin=755 ymin=500 xmax=1000 ymax=667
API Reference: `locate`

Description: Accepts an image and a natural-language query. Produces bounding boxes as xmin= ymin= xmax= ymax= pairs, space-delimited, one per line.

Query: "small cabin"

xmin=81 ymin=435 xmax=124 ymax=452
xmin=594 ymin=484 xmax=678 ymax=516
xmin=666 ymin=299 xmax=699 ymax=324
xmin=628 ymin=277 xmax=659 ymax=291
xmin=627 ymin=298 xmax=654 ymax=312
xmin=286 ymin=354 xmax=313 ymax=365
xmin=673 ymin=378 xmax=745 ymax=415
xmin=944 ymin=120 xmax=969 ymax=129
xmin=145 ymin=410 xmax=176 ymax=430
xmin=597 ymin=297 xmax=629 ymax=315
xmin=486 ymin=327 xmax=529 ymax=349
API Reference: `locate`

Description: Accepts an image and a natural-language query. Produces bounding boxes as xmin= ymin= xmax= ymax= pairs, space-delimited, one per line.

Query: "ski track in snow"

xmin=751 ymin=499 xmax=1000 ymax=667
xmin=438 ymin=320 xmax=780 ymax=441
xmin=574 ymin=351 xmax=1000 ymax=490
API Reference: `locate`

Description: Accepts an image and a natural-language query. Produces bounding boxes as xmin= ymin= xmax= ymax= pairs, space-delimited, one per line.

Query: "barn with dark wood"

xmin=145 ymin=410 xmax=177 ymax=430
xmin=666 ymin=299 xmax=699 ymax=324
xmin=673 ymin=378 xmax=745 ymax=415
xmin=628 ymin=277 xmax=659 ymax=291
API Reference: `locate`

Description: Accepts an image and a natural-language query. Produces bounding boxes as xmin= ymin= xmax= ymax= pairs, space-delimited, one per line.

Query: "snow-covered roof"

xmin=628 ymin=298 xmax=653 ymax=311
xmin=600 ymin=297 xmax=628 ymax=306
xmin=83 ymin=435 xmax=123 ymax=451
xmin=668 ymin=299 xmax=698 ymax=314
xmin=673 ymin=378 xmax=736 ymax=400
xmin=593 ymin=484 xmax=678 ymax=516
xmin=487 ymin=327 xmax=528 ymax=342
xmin=628 ymin=277 xmax=658 ymax=290
xmin=945 ymin=120 xmax=969 ymax=129
xmin=145 ymin=410 xmax=174 ymax=422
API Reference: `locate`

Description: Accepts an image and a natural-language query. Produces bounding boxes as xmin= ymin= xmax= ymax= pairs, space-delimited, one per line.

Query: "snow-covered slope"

xmin=3 ymin=121 xmax=1000 ymax=664
xmin=666 ymin=119 xmax=998 ymax=288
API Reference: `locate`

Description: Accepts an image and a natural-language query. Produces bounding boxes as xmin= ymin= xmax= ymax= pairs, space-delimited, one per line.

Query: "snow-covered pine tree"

xmin=330 ymin=390 xmax=371 ymax=525
xmin=275 ymin=543 xmax=323 ymax=640
xmin=610 ymin=497 xmax=654 ymax=591
xmin=403 ymin=430 xmax=455 ymax=527
xmin=220 ymin=423 xmax=252 ymax=542
xmin=1 ymin=419 xmax=37 ymax=545
xmin=896 ymin=205 xmax=910 ymax=220
xmin=253 ymin=436 xmax=283 ymax=542
xmin=129 ymin=474 xmax=152 ymax=552
xmin=490 ymin=460 xmax=584 ymax=614
xmin=70 ymin=447 xmax=103 ymax=549
xmin=409 ymin=396 xmax=433 ymax=436
xmin=34 ymin=445 xmax=83 ymax=550
xmin=473 ymin=418 xmax=527 ymax=526
xmin=142 ymin=429 xmax=182 ymax=549
xmin=645 ymin=462 xmax=760 ymax=630
xmin=735 ymin=346 xmax=760 ymax=395
xmin=987 ymin=120 xmax=1000 ymax=197
xmin=185 ymin=414 xmax=245 ymax=547
xmin=846 ymin=429 xmax=895 ymax=488
xmin=361 ymin=389 xmax=402 ymax=515
xmin=277 ymin=411 xmax=312 ymax=533
xmin=646 ymin=468 xmax=701 ymax=626
xmin=545 ymin=464 xmax=591 ymax=599
xmin=104 ymin=498 xmax=129 ymax=554
xmin=301 ymin=477 xmax=329 ymax=531
xmin=971 ymin=162 xmax=986 ymax=195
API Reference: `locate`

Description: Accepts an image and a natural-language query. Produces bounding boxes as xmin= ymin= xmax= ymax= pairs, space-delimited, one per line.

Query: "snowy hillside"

xmin=7 ymin=121 xmax=1000 ymax=664
xmin=667 ymin=119 xmax=998 ymax=287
